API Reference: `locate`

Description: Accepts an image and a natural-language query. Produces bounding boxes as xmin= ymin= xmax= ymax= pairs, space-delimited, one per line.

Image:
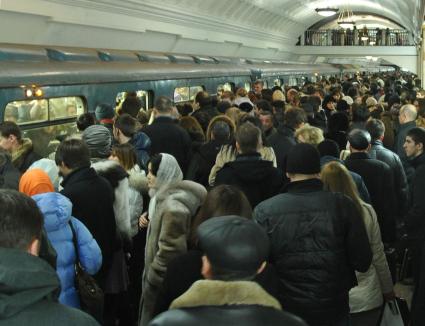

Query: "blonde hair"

xmin=225 ymin=107 xmax=242 ymax=125
xmin=321 ymin=161 xmax=363 ymax=216
xmin=272 ymin=90 xmax=285 ymax=102
xmin=295 ymin=125 xmax=324 ymax=146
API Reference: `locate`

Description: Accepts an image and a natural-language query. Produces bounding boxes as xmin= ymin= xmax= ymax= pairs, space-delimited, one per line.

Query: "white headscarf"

xmin=148 ymin=153 xmax=183 ymax=219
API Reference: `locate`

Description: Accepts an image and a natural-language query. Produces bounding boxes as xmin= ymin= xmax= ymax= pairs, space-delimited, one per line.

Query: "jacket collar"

xmin=170 ymin=280 xmax=281 ymax=310
xmin=61 ymin=166 xmax=95 ymax=188
xmin=399 ymin=121 xmax=416 ymax=130
xmin=235 ymin=152 xmax=262 ymax=162
xmin=153 ymin=115 xmax=175 ymax=124
xmin=346 ymin=152 xmax=371 ymax=160
xmin=284 ymin=178 xmax=323 ymax=194
xmin=371 ymin=139 xmax=384 ymax=147
xmin=411 ymin=152 xmax=425 ymax=169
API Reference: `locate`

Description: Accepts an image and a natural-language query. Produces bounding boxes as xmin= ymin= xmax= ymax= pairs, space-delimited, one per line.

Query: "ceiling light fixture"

xmin=337 ymin=3 xmax=355 ymax=29
xmin=315 ymin=8 xmax=339 ymax=17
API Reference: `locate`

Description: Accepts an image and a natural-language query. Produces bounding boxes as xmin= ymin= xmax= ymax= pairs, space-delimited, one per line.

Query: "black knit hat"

xmin=197 ymin=216 xmax=269 ymax=275
xmin=317 ymin=139 xmax=340 ymax=158
xmin=286 ymin=143 xmax=321 ymax=174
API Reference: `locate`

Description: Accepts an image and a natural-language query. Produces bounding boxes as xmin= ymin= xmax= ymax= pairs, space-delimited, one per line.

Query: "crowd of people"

xmin=0 ymin=71 xmax=425 ymax=326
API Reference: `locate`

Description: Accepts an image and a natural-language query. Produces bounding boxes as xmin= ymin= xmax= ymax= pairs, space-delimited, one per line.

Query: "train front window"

xmin=4 ymin=96 xmax=87 ymax=158
xmin=174 ymin=87 xmax=190 ymax=103
xmin=217 ymin=83 xmax=233 ymax=96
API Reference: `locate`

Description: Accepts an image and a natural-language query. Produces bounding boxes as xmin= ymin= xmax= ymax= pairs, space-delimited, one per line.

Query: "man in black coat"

xmin=254 ymin=143 xmax=372 ymax=326
xmin=55 ymin=138 xmax=117 ymax=287
xmin=345 ymin=129 xmax=397 ymax=243
xmin=142 ymin=96 xmax=192 ymax=176
xmin=366 ymin=119 xmax=409 ymax=223
xmin=0 ymin=149 xmax=20 ymax=190
xmin=0 ymin=121 xmax=41 ymax=173
xmin=149 ymin=216 xmax=308 ymax=326
xmin=215 ymin=122 xmax=283 ymax=208
xmin=268 ymin=107 xmax=307 ymax=172
xmin=191 ymin=91 xmax=219 ymax=132
xmin=402 ymin=127 xmax=425 ymax=326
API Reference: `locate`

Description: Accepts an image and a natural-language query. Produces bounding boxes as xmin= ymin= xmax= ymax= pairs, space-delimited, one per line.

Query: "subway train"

xmin=0 ymin=43 xmax=394 ymax=157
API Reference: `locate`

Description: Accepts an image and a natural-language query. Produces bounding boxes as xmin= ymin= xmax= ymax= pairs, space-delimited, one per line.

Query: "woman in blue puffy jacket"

xmin=19 ymin=168 xmax=102 ymax=308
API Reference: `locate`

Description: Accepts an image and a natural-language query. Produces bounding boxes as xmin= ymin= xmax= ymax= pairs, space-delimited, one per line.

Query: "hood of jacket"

xmin=0 ymin=248 xmax=59 ymax=319
xmin=91 ymin=159 xmax=129 ymax=188
xmin=128 ymin=165 xmax=148 ymax=193
xmin=32 ymin=192 xmax=72 ymax=233
xmin=223 ymin=153 xmax=276 ymax=182
xmin=11 ymin=138 xmax=33 ymax=166
xmin=155 ymin=180 xmax=207 ymax=217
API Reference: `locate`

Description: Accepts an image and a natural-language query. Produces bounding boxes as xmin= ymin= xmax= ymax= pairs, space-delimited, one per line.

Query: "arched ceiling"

xmin=0 ymin=0 xmax=423 ymax=61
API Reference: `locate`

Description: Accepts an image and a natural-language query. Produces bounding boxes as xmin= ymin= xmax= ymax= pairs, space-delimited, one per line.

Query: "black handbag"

xmin=69 ymin=221 xmax=104 ymax=321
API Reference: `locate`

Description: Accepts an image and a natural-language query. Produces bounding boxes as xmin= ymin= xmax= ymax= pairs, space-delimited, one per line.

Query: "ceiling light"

xmin=315 ymin=8 xmax=339 ymax=17
xmin=337 ymin=3 xmax=355 ymax=29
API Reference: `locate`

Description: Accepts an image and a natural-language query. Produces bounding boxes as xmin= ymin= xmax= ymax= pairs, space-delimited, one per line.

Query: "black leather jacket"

xmin=369 ymin=139 xmax=409 ymax=217
xmin=254 ymin=179 xmax=372 ymax=324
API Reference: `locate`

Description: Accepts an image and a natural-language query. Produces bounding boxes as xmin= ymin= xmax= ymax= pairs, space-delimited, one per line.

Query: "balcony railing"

xmin=301 ymin=29 xmax=412 ymax=46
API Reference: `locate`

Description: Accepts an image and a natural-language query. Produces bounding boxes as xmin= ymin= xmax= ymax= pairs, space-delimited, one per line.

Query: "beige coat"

xmin=349 ymin=202 xmax=393 ymax=313
xmin=208 ymin=144 xmax=277 ymax=186
xmin=139 ymin=180 xmax=207 ymax=326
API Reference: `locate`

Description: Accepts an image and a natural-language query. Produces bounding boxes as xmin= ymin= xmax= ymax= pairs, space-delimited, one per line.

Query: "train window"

xmin=189 ymin=86 xmax=205 ymax=101
xmin=263 ymin=81 xmax=268 ymax=89
xmin=288 ymin=77 xmax=297 ymax=87
xmin=244 ymin=82 xmax=251 ymax=92
xmin=174 ymin=87 xmax=190 ymax=103
xmin=5 ymin=97 xmax=86 ymax=125
xmin=116 ymin=90 xmax=150 ymax=111
xmin=274 ymin=79 xmax=282 ymax=87
xmin=217 ymin=83 xmax=233 ymax=96
xmin=311 ymin=76 xmax=317 ymax=83
xmin=24 ymin=122 xmax=78 ymax=158
xmin=49 ymin=97 xmax=85 ymax=120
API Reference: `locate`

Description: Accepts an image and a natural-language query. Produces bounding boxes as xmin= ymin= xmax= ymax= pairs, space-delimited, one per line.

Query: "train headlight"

xmin=25 ymin=89 xmax=33 ymax=98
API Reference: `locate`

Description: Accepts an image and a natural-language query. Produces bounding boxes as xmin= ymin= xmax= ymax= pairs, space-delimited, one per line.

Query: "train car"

xmin=0 ymin=43 xmax=376 ymax=158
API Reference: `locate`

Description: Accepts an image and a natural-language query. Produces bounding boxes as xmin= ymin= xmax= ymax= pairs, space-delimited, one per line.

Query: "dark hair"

xmin=111 ymin=143 xmax=137 ymax=171
xmin=328 ymin=112 xmax=349 ymax=132
xmin=0 ymin=190 xmax=43 ymax=250
xmin=261 ymin=89 xmax=273 ymax=103
xmin=348 ymin=129 xmax=371 ymax=150
xmin=189 ymin=185 xmax=252 ymax=247
xmin=365 ymin=119 xmax=385 ymax=141
xmin=211 ymin=121 xmax=230 ymax=142
xmin=176 ymin=103 xmax=193 ymax=117
xmin=352 ymin=104 xmax=370 ymax=122
xmin=284 ymin=108 xmax=307 ymax=129
xmin=407 ymin=127 xmax=425 ymax=146
xmin=155 ymin=96 xmax=173 ymax=113
xmin=235 ymin=122 xmax=261 ymax=154
xmin=0 ymin=121 xmax=22 ymax=141
xmin=216 ymin=101 xmax=232 ymax=114
xmin=55 ymin=138 xmax=91 ymax=169
xmin=148 ymin=154 xmax=162 ymax=176
xmin=256 ymin=100 xmax=272 ymax=112
xmin=195 ymin=91 xmax=212 ymax=107
xmin=121 ymin=96 xmax=142 ymax=118
xmin=76 ymin=113 xmax=96 ymax=132
xmin=114 ymin=113 xmax=138 ymax=138
xmin=317 ymin=139 xmax=340 ymax=158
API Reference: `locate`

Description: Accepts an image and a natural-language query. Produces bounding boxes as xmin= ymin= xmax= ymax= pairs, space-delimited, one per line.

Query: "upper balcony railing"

xmin=300 ymin=29 xmax=412 ymax=46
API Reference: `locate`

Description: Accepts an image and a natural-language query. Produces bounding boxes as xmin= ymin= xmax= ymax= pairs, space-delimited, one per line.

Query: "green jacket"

xmin=0 ymin=248 xmax=99 ymax=326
